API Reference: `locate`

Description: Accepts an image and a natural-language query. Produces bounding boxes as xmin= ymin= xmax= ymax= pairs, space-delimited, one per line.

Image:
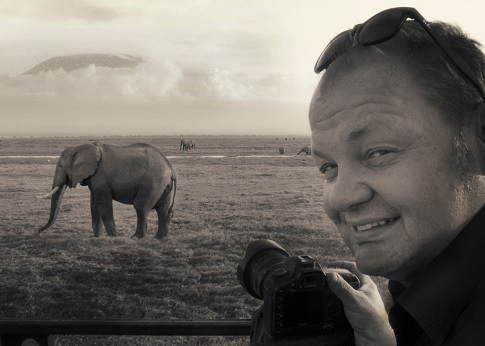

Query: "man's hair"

xmin=329 ymin=21 xmax=485 ymax=127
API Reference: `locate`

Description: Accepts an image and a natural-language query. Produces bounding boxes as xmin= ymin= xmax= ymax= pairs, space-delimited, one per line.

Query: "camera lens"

xmin=237 ymin=239 xmax=290 ymax=299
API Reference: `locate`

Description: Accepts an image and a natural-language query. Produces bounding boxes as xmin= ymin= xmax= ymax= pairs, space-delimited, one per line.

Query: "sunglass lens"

xmin=357 ymin=9 xmax=408 ymax=46
xmin=314 ymin=30 xmax=352 ymax=73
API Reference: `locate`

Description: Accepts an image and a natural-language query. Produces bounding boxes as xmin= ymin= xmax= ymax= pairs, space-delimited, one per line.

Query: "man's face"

xmin=310 ymin=58 xmax=483 ymax=284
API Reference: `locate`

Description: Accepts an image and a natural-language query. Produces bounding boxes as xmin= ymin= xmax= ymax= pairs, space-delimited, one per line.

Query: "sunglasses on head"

xmin=314 ymin=7 xmax=485 ymax=100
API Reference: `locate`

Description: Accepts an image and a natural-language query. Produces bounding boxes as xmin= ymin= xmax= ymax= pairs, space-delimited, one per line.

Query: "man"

xmin=310 ymin=8 xmax=485 ymax=346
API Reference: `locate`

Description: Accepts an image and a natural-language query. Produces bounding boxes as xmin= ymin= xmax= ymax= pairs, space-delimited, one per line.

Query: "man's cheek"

xmin=322 ymin=195 xmax=341 ymax=224
xmin=337 ymin=226 xmax=356 ymax=254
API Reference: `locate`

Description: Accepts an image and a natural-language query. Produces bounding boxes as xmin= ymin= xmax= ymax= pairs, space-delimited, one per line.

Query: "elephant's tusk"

xmin=36 ymin=186 xmax=60 ymax=199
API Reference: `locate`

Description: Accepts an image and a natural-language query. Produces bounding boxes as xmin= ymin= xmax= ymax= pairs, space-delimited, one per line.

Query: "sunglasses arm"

xmin=411 ymin=11 xmax=485 ymax=100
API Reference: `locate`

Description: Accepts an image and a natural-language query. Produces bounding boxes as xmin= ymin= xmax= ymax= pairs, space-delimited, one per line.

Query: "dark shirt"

xmin=388 ymin=205 xmax=485 ymax=346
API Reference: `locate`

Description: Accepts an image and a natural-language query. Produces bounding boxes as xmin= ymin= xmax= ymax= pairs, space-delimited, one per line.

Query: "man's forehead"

xmin=310 ymin=95 xmax=404 ymax=132
xmin=311 ymin=112 xmax=405 ymax=141
xmin=309 ymin=58 xmax=420 ymax=129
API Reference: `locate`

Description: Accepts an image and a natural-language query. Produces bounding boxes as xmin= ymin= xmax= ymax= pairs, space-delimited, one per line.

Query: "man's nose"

xmin=326 ymin=169 xmax=374 ymax=212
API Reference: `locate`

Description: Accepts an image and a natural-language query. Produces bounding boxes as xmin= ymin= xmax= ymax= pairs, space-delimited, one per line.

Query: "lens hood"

xmin=237 ymin=239 xmax=291 ymax=298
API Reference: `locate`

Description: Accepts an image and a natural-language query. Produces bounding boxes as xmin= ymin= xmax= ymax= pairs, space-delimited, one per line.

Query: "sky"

xmin=1 ymin=0 xmax=485 ymax=136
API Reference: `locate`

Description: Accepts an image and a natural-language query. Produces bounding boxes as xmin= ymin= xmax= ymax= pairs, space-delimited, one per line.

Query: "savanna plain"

xmin=0 ymin=136 xmax=387 ymax=346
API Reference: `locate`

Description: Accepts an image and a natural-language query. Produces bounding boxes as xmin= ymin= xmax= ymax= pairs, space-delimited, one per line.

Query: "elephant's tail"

xmin=167 ymin=175 xmax=176 ymax=220
xmin=155 ymin=174 xmax=176 ymax=220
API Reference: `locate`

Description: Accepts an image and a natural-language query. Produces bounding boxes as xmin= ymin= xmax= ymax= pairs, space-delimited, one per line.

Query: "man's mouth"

xmin=353 ymin=217 xmax=400 ymax=231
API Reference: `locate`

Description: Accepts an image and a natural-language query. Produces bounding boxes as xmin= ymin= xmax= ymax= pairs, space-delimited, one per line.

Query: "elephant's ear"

xmin=70 ymin=144 xmax=101 ymax=188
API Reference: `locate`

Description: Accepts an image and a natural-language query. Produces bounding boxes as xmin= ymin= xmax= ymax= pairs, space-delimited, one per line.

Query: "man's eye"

xmin=319 ymin=164 xmax=337 ymax=180
xmin=367 ymin=149 xmax=392 ymax=159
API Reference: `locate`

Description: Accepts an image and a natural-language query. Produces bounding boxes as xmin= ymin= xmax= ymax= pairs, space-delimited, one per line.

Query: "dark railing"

xmin=0 ymin=319 xmax=252 ymax=346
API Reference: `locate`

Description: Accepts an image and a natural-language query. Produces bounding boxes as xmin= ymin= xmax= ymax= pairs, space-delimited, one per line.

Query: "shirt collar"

xmin=389 ymin=204 xmax=485 ymax=345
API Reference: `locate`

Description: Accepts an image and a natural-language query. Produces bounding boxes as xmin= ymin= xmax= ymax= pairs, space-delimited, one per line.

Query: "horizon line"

xmin=0 ymin=134 xmax=310 ymax=138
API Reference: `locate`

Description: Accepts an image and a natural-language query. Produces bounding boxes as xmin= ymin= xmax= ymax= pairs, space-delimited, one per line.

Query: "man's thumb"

xmin=327 ymin=272 xmax=358 ymax=306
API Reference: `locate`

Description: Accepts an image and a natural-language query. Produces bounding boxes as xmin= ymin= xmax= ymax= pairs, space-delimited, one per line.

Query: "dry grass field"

xmin=0 ymin=136 xmax=386 ymax=345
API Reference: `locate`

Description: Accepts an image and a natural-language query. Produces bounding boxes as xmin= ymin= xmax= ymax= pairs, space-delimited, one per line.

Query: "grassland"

xmin=0 ymin=136 xmax=386 ymax=345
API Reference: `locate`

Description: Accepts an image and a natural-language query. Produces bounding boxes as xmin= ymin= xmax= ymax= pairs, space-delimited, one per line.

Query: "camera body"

xmin=237 ymin=239 xmax=360 ymax=340
xmin=261 ymin=255 xmax=359 ymax=338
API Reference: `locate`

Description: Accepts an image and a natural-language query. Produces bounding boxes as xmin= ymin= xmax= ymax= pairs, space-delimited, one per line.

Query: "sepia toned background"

xmin=2 ymin=0 xmax=485 ymax=137
xmin=1 ymin=1 xmax=485 ymax=345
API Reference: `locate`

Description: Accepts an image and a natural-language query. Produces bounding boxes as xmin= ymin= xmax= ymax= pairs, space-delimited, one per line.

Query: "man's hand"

xmin=327 ymin=261 xmax=396 ymax=346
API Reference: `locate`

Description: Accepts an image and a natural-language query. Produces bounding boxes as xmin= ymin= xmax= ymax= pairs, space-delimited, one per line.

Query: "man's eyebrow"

xmin=312 ymin=127 xmax=372 ymax=158
xmin=348 ymin=127 xmax=375 ymax=141
xmin=313 ymin=126 xmax=384 ymax=159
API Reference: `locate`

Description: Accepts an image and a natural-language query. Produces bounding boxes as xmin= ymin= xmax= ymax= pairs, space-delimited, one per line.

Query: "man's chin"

xmin=354 ymin=255 xmax=399 ymax=278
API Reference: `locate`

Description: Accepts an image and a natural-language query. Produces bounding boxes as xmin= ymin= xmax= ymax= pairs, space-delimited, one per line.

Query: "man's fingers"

xmin=326 ymin=271 xmax=360 ymax=307
xmin=328 ymin=260 xmax=374 ymax=286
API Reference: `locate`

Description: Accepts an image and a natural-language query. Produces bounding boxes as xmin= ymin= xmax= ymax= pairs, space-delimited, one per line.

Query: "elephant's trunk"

xmin=37 ymin=184 xmax=67 ymax=233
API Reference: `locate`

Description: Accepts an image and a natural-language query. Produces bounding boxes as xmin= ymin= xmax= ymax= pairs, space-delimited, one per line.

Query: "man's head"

xmin=309 ymin=9 xmax=485 ymax=285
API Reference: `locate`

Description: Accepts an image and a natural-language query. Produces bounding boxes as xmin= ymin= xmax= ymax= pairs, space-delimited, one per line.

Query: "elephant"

xmin=188 ymin=140 xmax=196 ymax=150
xmin=278 ymin=146 xmax=285 ymax=154
xmin=180 ymin=139 xmax=195 ymax=151
xmin=36 ymin=142 xmax=177 ymax=239
xmin=180 ymin=139 xmax=188 ymax=151
xmin=297 ymin=145 xmax=312 ymax=155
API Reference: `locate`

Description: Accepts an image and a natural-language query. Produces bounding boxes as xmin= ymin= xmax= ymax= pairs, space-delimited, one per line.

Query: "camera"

xmin=237 ymin=239 xmax=360 ymax=341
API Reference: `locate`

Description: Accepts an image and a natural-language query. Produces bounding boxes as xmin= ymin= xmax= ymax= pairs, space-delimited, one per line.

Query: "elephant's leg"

xmin=90 ymin=193 xmax=103 ymax=237
xmin=131 ymin=208 xmax=149 ymax=239
xmin=154 ymin=188 xmax=175 ymax=240
xmin=132 ymin=189 xmax=156 ymax=238
xmin=92 ymin=190 xmax=117 ymax=236
xmin=155 ymin=208 xmax=170 ymax=239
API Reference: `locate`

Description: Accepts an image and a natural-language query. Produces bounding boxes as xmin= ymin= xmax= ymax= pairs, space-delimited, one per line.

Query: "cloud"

xmin=1 ymin=0 xmax=123 ymax=22
xmin=0 ymin=58 xmax=315 ymax=103
xmin=0 ymin=55 xmax=316 ymax=136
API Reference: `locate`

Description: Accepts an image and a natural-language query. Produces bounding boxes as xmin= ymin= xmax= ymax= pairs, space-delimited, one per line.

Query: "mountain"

xmin=23 ymin=54 xmax=144 ymax=75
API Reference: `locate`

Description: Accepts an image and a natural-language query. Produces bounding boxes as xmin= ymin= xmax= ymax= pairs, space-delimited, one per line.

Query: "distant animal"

xmin=180 ymin=139 xmax=189 ymax=151
xmin=180 ymin=139 xmax=195 ymax=151
xmin=297 ymin=145 xmax=312 ymax=155
xmin=188 ymin=140 xmax=196 ymax=150
xmin=279 ymin=146 xmax=285 ymax=154
xmin=36 ymin=143 xmax=176 ymax=239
